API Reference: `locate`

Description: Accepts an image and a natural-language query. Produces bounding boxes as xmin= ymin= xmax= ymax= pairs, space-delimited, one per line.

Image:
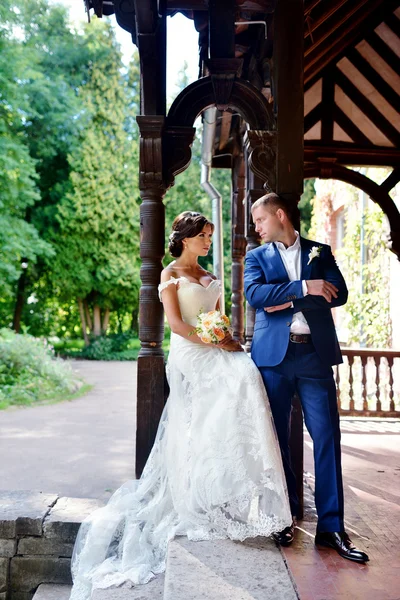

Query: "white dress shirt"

xmin=274 ymin=233 xmax=310 ymax=334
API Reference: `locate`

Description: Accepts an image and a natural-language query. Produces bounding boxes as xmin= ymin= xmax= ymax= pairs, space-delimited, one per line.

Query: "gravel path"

xmin=0 ymin=360 xmax=137 ymax=502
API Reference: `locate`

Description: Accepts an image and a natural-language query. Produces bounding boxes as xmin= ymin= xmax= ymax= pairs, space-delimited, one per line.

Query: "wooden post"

xmin=274 ymin=0 xmax=305 ymax=518
xmin=136 ymin=116 xmax=166 ymax=478
xmin=243 ymin=131 xmax=276 ymax=352
xmin=231 ymin=154 xmax=246 ymax=343
xmin=274 ymin=0 xmax=304 ymax=206
xmin=244 ymin=166 xmax=264 ymax=353
xmin=134 ymin=3 xmax=167 ymax=478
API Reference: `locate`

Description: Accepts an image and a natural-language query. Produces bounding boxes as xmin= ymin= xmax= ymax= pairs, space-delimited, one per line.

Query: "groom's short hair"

xmin=251 ymin=192 xmax=300 ymax=227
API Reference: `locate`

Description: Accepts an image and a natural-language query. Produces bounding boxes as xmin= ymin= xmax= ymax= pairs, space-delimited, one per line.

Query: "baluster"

xmin=348 ymin=355 xmax=354 ymax=412
xmin=335 ymin=364 xmax=341 ymax=411
xmin=374 ymin=356 xmax=382 ymax=413
xmin=361 ymin=356 xmax=368 ymax=412
xmin=388 ymin=356 xmax=395 ymax=413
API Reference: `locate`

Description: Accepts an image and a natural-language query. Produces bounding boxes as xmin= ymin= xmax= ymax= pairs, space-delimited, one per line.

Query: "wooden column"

xmin=136 ymin=116 xmax=166 ymax=478
xmin=231 ymin=154 xmax=246 ymax=343
xmin=274 ymin=0 xmax=304 ymax=207
xmin=244 ymin=168 xmax=264 ymax=352
xmin=134 ymin=2 xmax=168 ymax=479
xmin=274 ymin=0 xmax=305 ymax=518
xmin=244 ymin=130 xmax=277 ymax=352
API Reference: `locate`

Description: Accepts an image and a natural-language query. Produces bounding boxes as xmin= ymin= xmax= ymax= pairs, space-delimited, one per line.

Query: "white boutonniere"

xmin=307 ymin=245 xmax=322 ymax=265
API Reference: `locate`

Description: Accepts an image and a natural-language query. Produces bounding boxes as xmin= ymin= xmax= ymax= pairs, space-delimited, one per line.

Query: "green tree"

xmin=299 ymin=178 xmax=315 ymax=238
xmin=53 ymin=22 xmax=140 ymax=342
xmin=0 ymin=0 xmax=54 ymax=317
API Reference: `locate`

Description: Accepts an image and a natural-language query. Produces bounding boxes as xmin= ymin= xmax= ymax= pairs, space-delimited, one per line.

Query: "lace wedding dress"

xmin=69 ymin=277 xmax=292 ymax=599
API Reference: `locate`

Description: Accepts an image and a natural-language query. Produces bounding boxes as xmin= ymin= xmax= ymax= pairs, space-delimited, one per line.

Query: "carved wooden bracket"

xmin=163 ymin=126 xmax=196 ymax=189
xmin=317 ymin=157 xmax=338 ymax=180
xmin=206 ymin=58 xmax=243 ymax=111
xmin=136 ymin=115 xmax=165 ymax=190
xmin=244 ymin=130 xmax=277 ymax=192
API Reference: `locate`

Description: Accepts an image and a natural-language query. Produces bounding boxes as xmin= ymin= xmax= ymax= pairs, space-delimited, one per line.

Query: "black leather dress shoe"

xmin=315 ymin=531 xmax=369 ymax=563
xmin=273 ymin=520 xmax=296 ymax=546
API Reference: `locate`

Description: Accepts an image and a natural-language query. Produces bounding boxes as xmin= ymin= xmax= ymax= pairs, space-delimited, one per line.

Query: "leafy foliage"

xmin=309 ymin=176 xmax=392 ymax=348
xmin=338 ymin=200 xmax=392 ymax=348
xmin=299 ymin=178 xmax=315 ymax=237
xmin=52 ymin=26 xmax=141 ymax=326
xmin=0 ymin=328 xmax=84 ymax=408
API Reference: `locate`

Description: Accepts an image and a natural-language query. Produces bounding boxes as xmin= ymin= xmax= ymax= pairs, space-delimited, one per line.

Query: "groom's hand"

xmin=264 ymin=302 xmax=292 ymax=313
xmin=305 ymin=279 xmax=338 ymax=302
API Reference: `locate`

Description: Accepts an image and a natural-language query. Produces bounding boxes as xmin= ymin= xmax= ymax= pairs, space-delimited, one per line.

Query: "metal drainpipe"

xmin=201 ymin=107 xmax=225 ymax=314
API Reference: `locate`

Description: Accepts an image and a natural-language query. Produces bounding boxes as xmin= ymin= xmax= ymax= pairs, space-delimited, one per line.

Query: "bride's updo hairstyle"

xmin=169 ymin=211 xmax=215 ymax=258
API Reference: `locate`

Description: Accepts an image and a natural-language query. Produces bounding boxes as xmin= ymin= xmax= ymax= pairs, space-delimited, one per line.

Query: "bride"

xmin=69 ymin=211 xmax=292 ymax=599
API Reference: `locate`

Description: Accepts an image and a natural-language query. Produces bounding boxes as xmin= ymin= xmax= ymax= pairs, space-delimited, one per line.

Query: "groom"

xmin=244 ymin=192 xmax=369 ymax=563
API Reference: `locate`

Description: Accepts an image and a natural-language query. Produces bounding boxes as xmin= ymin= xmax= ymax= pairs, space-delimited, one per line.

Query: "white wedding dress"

xmin=69 ymin=277 xmax=292 ymax=600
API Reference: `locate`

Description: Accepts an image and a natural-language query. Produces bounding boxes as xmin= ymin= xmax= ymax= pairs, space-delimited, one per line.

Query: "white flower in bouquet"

xmin=191 ymin=310 xmax=231 ymax=344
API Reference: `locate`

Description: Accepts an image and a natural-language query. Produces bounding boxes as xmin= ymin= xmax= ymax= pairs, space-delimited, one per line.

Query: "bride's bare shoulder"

xmin=160 ymin=264 xmax=180 ymax=283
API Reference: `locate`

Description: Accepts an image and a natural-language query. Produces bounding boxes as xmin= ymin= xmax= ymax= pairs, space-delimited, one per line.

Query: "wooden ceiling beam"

xmin=347 ymin=48 xmax=400 ymax=113
xmin=304 ymin=143 xmax=400 ymax=166
xmin=366 ymin=31 xmax=400 ymax=76
xmin=304 ymin=0 xmax=374 ymax=57
xmin=333 ymin=105 xmax=372 ymax=146
xmin=321 ymin=68 xmax=335 ymax=141
xmin=304 ymin=103 xmax=322 ymax=133
xmin=335 ymin=68 xmax=400 ymax=147
xmin=385 ymin=12 xmax=400 ymax=38
xmin=304 ymin=0 xmax=389 ymax=83
xmin=304 ymin=0 xmax=348 ymax=39
xmin=304 ymin=0 xmax=323 ymax=17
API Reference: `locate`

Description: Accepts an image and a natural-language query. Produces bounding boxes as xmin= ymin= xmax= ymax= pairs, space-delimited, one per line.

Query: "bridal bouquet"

xmin=191 ymin=310 xmax=231 ymax=344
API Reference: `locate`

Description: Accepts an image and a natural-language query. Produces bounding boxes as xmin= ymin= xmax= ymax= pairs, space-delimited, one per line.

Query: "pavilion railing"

xmin=335 ymin=348 xmax=400 ymax=417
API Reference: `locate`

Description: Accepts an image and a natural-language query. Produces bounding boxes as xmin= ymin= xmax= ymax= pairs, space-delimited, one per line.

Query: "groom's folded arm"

xmin=244 ymin=253 xmax=304 ymax=309
xmin=293 ymin=247 xmax=348 ymax=313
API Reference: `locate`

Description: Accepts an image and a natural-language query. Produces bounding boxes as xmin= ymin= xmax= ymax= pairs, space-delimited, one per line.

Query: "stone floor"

xmin=283 ymin=421 xmax=400 ymax=600
xmin=1 ymin=361 xmax=399 ymax=599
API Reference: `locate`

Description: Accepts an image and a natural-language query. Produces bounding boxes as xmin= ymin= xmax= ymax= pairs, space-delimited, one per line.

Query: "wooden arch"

xmin=163 ymin=75 xmax=275 ymax=188
xmin=167 ymin=76 xmax=274 ymax=129
xmin=304 ymin=163 xmax=400 ymax=261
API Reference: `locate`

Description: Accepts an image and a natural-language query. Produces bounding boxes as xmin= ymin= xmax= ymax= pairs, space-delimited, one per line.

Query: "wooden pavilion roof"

xmin=303 ymin=0 xmax=400 ymax=168
xmin=87 ymin=0 xmax=400 ymax=169
xmin=174 ymin=0 xmax=400 ymax=169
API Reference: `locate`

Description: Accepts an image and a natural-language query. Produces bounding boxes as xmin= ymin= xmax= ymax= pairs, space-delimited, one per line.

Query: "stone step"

xmin=32 ymin=584 xmax=71 ymax=600
xmin=0 ymin=491 xmax=104 ymax=598
xmin=164 ymin=537 xmax=298 ymax=600
xmin=30 ymin=575 xmax=165 ymax=600
xmin=92 ymin=574 xmax=165 ymax=600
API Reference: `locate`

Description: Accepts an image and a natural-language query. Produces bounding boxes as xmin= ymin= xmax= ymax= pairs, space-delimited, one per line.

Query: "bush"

xmin=0 ymin=328 xmax=85 ymax=409
xmin=61 ymin=329 xmax=171 ymax=361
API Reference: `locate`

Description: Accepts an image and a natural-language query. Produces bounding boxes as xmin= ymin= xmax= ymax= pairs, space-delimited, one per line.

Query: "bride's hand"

xmin=218 ymin=336 xmax=244 ymax=352
xmin=216 ymin=332 xmax=233 ymax=347
xmin=225 ymin=340 xmax=244 ymax=352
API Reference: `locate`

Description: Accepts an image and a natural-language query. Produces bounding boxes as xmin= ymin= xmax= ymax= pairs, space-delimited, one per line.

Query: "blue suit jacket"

xmin=244 ymin=237 xmax=348 ymax=367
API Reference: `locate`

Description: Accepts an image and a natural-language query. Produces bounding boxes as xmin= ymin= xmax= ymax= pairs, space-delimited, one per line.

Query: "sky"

xmin=52 ymin=0 xmax=199 ymax=100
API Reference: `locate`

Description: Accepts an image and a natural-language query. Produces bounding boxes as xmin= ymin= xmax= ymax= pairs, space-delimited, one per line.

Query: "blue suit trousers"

xmin=259 ymin=341 xmax=344 ymax=532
